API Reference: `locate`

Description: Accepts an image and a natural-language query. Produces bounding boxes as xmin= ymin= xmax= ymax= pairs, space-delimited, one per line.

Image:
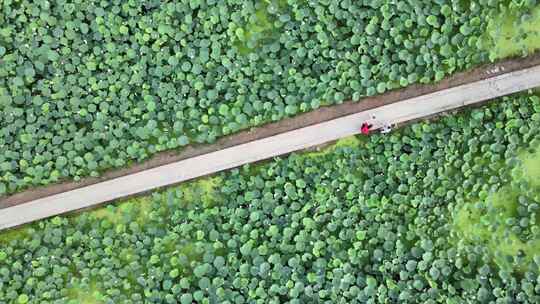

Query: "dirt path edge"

xmin=2 ymin=52 xmax=540 ymax=208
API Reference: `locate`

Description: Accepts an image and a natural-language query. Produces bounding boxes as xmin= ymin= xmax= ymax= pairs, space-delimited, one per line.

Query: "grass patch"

xmin=60 ymin=171 xmax=223 ymax=236
xmin=454 ymin=134 xmax=540 ymax=258
xmin=233 ymin=0 xmax=292 ymax=55
xmin=454 ymin=186 xmax=518 ymax=241
xmin=164 ymin=242 xmax=205 ymax=276
xmin=177 ymin=176 xmax=223 ymax=207
xmin=518 ymin=147 xmax=540 ymax=188
xmin=66 ymin=279 xmax=105 ymax=304
xmin=234 ymin=4 xmax=276 ymax=55
xmin=454 ymin=171 xmax=540 ymax=272
xmin=485 ymin=5 xmax=540 ymax=60
xmin=0 ymin=226 xmax=30 ymax=245
xmin=305 ymin=136 xmax=363 ymax=158
xmin=90 ymin=196 xmax=152 ymax=226
xmin=454 ymin=201 xmax=491 ymax=243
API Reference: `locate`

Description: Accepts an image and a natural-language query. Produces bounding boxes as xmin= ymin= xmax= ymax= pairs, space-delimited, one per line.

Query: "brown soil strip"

xmin=2 ymin=52 xmax=540 ymax=209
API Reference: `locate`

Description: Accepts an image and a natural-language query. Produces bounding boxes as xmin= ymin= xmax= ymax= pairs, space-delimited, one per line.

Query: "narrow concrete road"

xmin=2 ymin=65 xmax=540 ymax=230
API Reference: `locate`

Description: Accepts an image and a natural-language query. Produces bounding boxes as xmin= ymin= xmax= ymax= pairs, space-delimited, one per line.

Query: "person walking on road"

xmin=360 ymin=122 xmax=373 ymax=135
xmin=360 ymin=120 xmax=393 ymax=135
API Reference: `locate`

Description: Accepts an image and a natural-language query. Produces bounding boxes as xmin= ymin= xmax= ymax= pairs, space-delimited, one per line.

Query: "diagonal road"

xmin=2 ymin=65 xmax=540 ymax=230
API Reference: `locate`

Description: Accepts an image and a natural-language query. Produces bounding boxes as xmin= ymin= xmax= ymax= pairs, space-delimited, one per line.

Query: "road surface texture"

xmin=1 ymin=65 xmax=540 ymax=230
xmin=3 ymin=53 xmax=540 ymax=208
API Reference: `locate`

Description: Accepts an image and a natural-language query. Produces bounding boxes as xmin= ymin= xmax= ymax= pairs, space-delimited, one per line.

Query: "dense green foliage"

xmin=2 ymin=92 xmax=540 ymax=303
xmin=0 ymin=0 xmax=537 ymax=194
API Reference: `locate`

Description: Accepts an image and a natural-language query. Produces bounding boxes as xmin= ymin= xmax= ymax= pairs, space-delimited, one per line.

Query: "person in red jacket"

xmin=360 ymin=122 xmax=373 ymax=135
